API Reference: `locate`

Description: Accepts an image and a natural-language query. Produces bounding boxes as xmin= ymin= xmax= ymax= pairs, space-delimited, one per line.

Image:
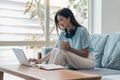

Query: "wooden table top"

xmin=0 ymin=64 xmax=101 ymax=80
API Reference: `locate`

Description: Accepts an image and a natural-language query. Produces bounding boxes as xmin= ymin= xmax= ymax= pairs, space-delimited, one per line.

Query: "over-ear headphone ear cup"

xmin=65 ymin=27 xmax=77 ymax=38
xmin=65 ymin=29 xmax=69 ymax=38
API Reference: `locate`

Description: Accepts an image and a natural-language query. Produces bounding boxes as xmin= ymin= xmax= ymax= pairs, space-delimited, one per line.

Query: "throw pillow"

xmin=90 ymin=34 xmax=109 ymax=67
xmin=102 ymin=33 xmax=120 ymax=70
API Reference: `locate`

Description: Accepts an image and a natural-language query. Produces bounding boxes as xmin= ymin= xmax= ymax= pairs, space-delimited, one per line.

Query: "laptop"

xmin=12 ymin=48 xmax=65 ymax=70
xmin=12 ymin=48 xmax=36 ymax=67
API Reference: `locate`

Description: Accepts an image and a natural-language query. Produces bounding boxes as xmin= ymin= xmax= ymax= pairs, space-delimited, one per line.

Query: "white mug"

xmin=58 ymin=40 xmax=65 ymax=49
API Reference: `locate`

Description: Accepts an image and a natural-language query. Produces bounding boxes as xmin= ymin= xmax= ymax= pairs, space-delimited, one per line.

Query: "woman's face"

xmin=57 ymin=15 xmax=70 ymax=30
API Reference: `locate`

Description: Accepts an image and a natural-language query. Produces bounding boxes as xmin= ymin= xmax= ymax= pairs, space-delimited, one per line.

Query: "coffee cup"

xmin=58 ymin=40 xmax=65 ymax=49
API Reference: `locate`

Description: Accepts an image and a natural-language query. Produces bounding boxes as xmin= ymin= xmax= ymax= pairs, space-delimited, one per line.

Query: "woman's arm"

xmin=28 ymin=52 xmax=51 ymax=64
xmin=37 ymin=45 xmax=57 ymax=63
xmin=37 ymin=52 xmax=51 ymax=63
xmin=64 ymin=42 xmax=89 ymax=58
xmin=68 ymin=47 xmax=89 ymax=58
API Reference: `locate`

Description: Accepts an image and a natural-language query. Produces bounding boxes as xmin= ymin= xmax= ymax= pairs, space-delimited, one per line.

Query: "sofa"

xmin=41 ymin=32 xmax=120 ymax=80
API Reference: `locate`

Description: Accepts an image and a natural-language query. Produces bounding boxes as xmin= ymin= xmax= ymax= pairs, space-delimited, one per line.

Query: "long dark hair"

xmin=54 ymin=8 xmax=82 ymax=34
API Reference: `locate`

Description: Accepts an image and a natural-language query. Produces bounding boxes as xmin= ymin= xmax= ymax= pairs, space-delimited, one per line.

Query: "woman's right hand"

xmin=28 ymin=58 xmax=42 ymax=64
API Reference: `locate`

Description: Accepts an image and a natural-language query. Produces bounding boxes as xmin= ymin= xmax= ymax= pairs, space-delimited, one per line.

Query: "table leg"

xmin=0 ymin=71 xmax=3 ymax=80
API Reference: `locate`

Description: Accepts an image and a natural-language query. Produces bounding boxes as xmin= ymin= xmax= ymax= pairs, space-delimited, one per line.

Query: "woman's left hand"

xmin=63 ymin=41 xmax=71 ymax=51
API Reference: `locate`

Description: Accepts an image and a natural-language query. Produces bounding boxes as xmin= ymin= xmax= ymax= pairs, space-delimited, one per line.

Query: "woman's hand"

xmin=63 ymin=41 xmax=71 ymax=51
xmin=28 ymin=58 xmax=42 ymax=64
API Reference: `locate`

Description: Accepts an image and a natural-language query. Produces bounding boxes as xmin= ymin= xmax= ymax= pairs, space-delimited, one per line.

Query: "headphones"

xmin=65 ymin=26 xmax=77 ymax=38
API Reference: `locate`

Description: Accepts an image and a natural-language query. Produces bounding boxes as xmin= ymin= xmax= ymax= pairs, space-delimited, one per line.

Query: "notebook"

xmin=12 ymin=48 xmax=36 ymax=67
xmin=36 ymin=64 xmax=65 ymax=70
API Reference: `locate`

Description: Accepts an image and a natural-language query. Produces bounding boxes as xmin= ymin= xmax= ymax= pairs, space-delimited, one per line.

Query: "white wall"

xmin=91 ymin=0 xmax=120 ymax=34
xmin=102 ymin=0 xmax=120 ymax=34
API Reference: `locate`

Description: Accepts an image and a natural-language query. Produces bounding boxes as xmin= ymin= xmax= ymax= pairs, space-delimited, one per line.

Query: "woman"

xmin=29 ymin=8 xmax=95 ymax=70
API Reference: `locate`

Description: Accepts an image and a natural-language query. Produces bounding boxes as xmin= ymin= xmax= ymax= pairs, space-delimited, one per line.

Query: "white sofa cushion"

xmin=102 ymin=75 xmax=120 ymax=80
xmin=102 ymin=33 xmax=120 ymax=70
xmin=90 ymin=34 xmax=108 ymax=67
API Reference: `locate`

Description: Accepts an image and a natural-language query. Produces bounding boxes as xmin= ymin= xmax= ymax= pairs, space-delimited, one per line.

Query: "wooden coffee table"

xmin=0 ymin=64 xmax=101 ymax=80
